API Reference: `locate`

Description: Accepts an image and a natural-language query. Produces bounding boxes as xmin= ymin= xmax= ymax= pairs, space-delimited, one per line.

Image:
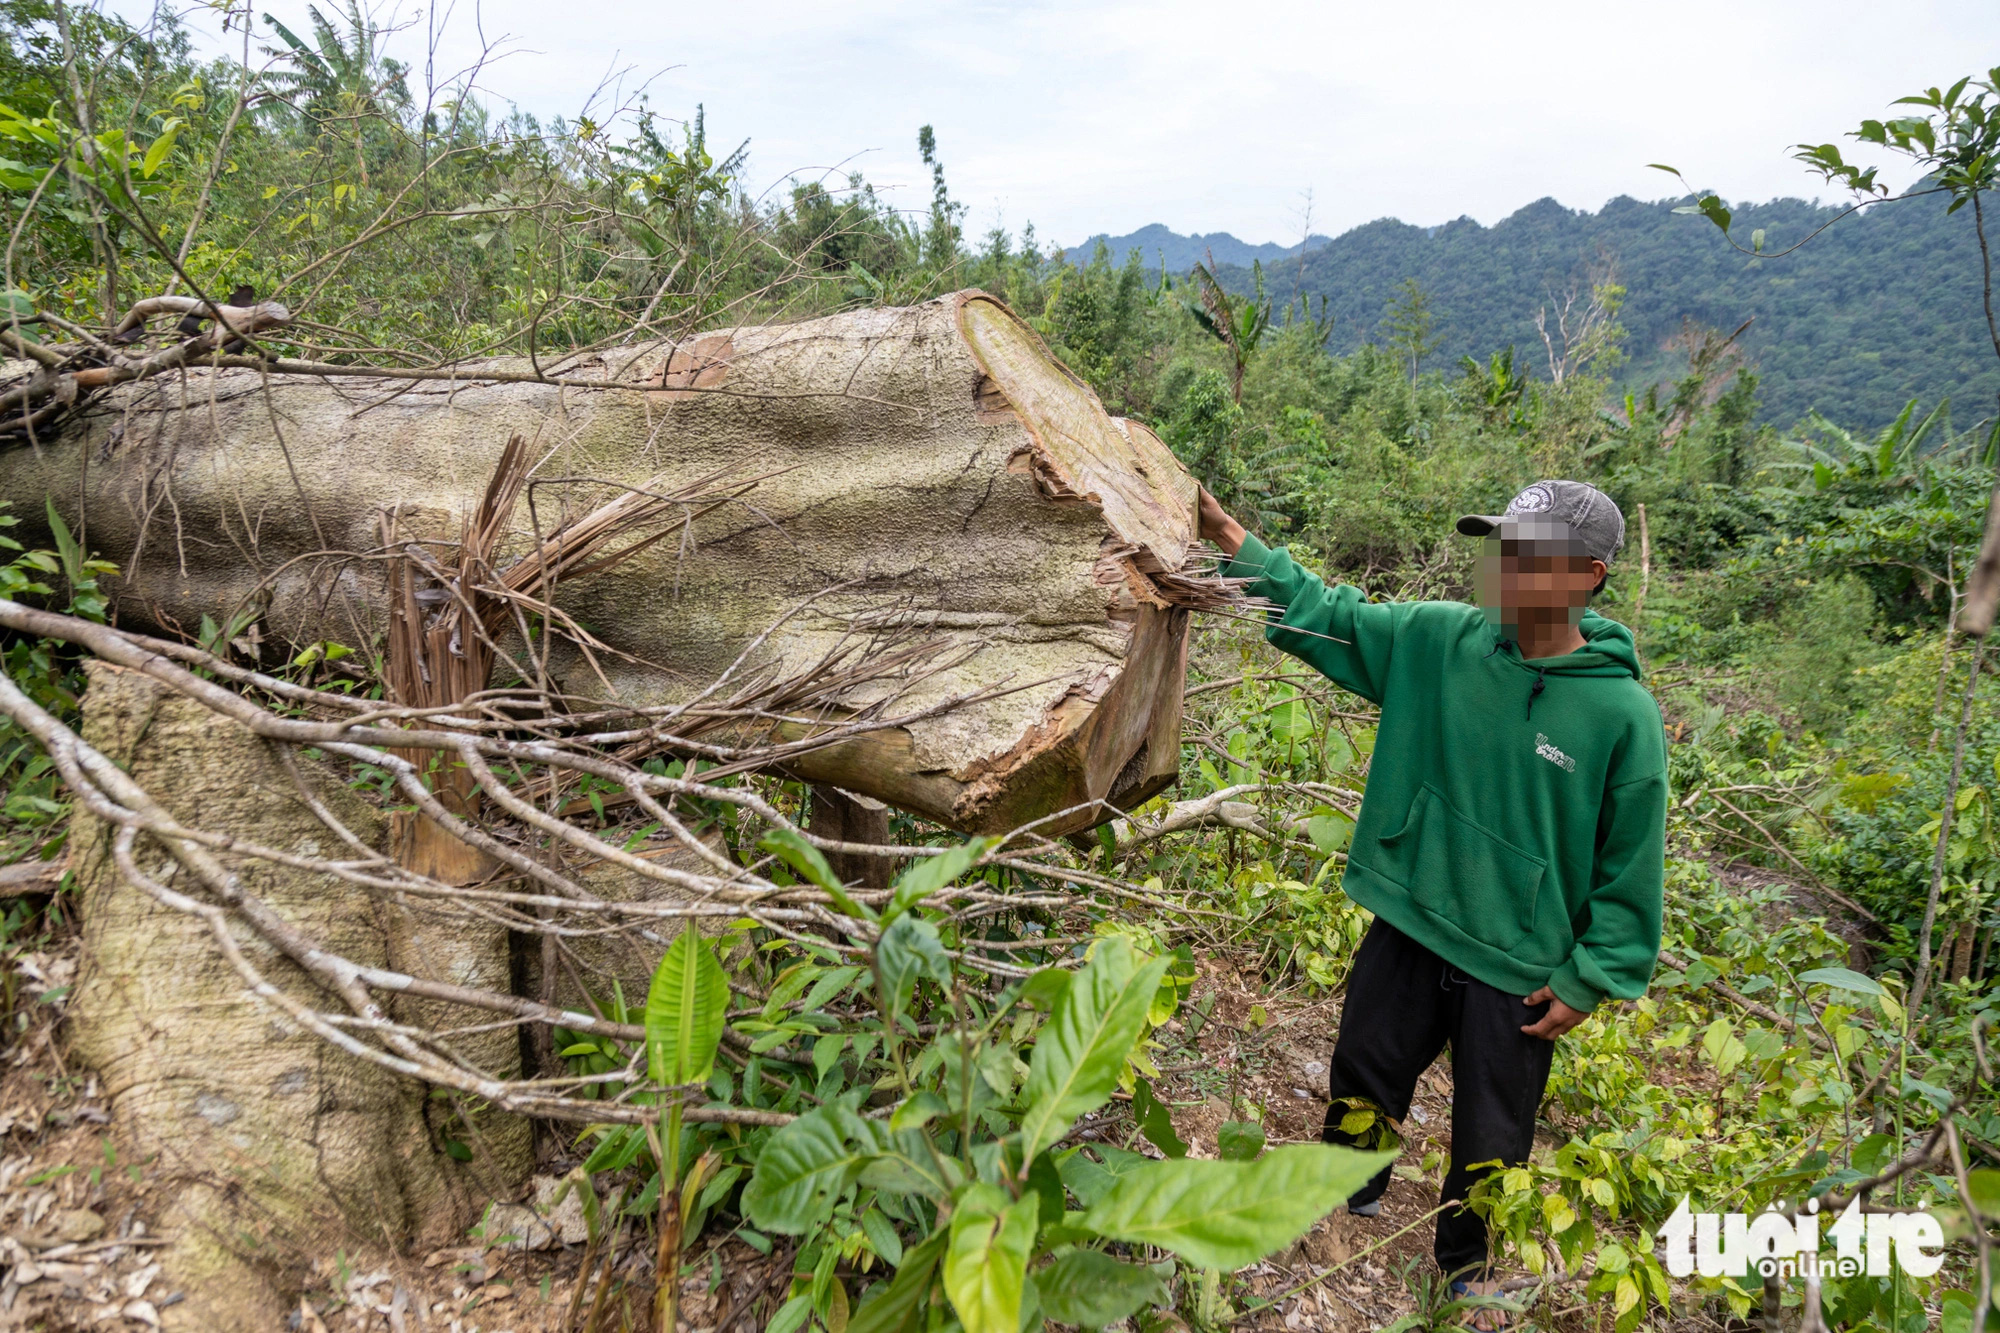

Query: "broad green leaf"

xmin=1018 ymin=939 xmax=1170 ymax=1161
xmin=943 ymin=1184 xmax=1036 ymax=1333
xmin=1798 ymin=966 xmax=1882 ymax=997
xmin=1078 ymin=1143 xmax=1395 ymax=1270
xmin=581 ymin=1125 xmax=646 ymax=1174
xmin=1852 ymin=1132 xmax=1895 ymax=1174
xmin=1268 ymin=694 xmax=1313 ymax=741
xmin=797 ymin=965 xmax=866 ymax=1015
xmin=859 ymin=1207 xmax=905 ymax=1267
xmin=890 ymin=1089 xmax=950 ymax=1133
xmin=1131 ymin=1077 xmax=1187 ymax=1159
xmin=854 ymin=1118 xmax=956 ymax=1204
xmin=1056 ymin=1145 xmax=1150 ymax=1208
xmin=1217 ymin=1121 xmax=1266 ymax=1162
xmin=1036 ymin=1249 xmax=1168 ymax=1329
xmin=44 ymin=498 xmax=79 ymax=580
xmin=740 ymin=1094 xmax=876 ymax=1233
xmin=847 ymin=1231 xmax=944 ymax=1333
xmin=645 ymin=919 xmax=727 ymax=1087
xmin=766 ymin=1293 xmax=814 ymax=1333
xmin=139 ymin=124 xmax=179 ymax=178
xmin=885 ymin=836 xmax=995 ymax=922
xmin=1154 ymin=947 xmax=1196 ymax=1025
xmin=1967 ymin=1168 xmax=2000 ymax=1220
xmin=1018 ymin=966 xmax=1072 ymax=1012
xmin=1700 ymin=1018 xmax=1746 ymax=1078
xmin=1939 ymin=1291 xmax=1976 ymax=1333
xmin=1026 ymin=1151 xmax=1066 ymax=1226
xmin=1900 ymin=1073 xmax=1955 ymax=1112
xmin=760 ymin=826 xmax=874 ymax=920
xmin=876 ymin=913 xmax=953 ymax=1024
xmin=1543 ymin=1194 xmax=1577 ymax=1234
xmin=1305 ymin=812 xmax=1353 ymax=856
xmin=813 ymin=1033 xmax=847 ymax=1081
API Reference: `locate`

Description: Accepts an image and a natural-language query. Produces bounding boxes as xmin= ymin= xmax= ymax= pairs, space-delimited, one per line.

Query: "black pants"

xmin=1321 ymin=918 xmax=1555 ymax=1280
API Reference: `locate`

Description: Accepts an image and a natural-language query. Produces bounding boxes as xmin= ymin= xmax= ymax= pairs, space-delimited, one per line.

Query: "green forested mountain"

xmin=1210 ymin=193 xmax=1998 ymax=430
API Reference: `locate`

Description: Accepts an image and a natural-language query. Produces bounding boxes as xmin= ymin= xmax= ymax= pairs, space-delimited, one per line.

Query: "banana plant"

xmin=643 ymin=918 xmax=729 ymax=1329
xmin=1184 ymin=260 xmax=1272 ymax=404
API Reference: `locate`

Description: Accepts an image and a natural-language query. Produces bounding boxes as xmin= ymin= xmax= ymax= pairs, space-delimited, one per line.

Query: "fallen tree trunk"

xmin=0 ymin=291 xmax=1205 ymax=835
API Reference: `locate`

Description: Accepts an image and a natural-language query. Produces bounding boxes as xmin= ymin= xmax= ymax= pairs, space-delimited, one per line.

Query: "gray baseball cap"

xmin=1456 ymin=480 xmax=1626 ymax=565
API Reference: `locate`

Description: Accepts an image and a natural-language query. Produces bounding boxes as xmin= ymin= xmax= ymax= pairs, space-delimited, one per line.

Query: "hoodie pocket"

xmin=1375 ymin=784 xmax=1547 ymax=957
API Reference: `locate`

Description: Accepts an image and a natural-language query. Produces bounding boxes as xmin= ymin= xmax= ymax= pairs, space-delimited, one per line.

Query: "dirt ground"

xmin=1137 ymin=958 xmax=1469 ymax=1333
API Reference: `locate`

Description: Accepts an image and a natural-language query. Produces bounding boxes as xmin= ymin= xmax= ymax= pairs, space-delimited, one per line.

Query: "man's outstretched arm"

xmin=1198 ymin=488 xmax=1402 ymax=704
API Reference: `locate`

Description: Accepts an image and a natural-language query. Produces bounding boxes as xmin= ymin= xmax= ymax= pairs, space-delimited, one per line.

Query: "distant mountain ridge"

xmin=1057 ymin=222 xmax=1332 ymax=273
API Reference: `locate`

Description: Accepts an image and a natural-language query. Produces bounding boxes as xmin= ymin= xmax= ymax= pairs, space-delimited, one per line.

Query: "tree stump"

xmin=66 ymin=663 xmax=529 ymax=1329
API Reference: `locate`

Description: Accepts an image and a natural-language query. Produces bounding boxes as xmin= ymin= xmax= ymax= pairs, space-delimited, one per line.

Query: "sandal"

xmin=1448 ymin=1280 xmax=1519 ymax=1332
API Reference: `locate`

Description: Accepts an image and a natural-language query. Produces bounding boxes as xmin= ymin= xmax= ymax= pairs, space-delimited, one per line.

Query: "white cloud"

xmin=112 ymin=0 xmax=2000 ymax=244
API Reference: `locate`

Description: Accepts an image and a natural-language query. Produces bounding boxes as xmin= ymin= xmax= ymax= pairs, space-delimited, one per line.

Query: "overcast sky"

xmin=112 ymin=0 xmax=2000 ymax=247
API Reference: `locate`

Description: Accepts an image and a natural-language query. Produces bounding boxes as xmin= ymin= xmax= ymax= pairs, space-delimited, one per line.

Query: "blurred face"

xmin=1475 ymin=522 xmax=1606 ymax=619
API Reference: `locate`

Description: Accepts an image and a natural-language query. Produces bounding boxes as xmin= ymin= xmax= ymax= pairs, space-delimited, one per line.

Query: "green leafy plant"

xmin=563 ymin=865 xmax=1394 ymax=1333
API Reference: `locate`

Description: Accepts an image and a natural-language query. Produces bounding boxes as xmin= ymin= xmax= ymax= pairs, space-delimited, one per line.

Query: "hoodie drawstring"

xmin=1526 ymin=666 xmax=1547 ymax=720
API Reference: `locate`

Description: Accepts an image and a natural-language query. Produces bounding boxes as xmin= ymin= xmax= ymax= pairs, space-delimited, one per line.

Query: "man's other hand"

xmin=1198 ymin=488 xmax=1247 ymax=556
xmin=1520 ymin=987 xmax=1588 ymax=1040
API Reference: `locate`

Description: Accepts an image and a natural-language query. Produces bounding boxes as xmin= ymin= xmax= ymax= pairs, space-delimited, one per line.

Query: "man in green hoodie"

xmin=1199 ymin=480 xmax=1668 ymax=1304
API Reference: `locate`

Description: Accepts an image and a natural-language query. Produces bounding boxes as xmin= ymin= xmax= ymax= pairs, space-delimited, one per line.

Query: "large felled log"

xmin=0 ymin=291 xmax=1205 ymax=834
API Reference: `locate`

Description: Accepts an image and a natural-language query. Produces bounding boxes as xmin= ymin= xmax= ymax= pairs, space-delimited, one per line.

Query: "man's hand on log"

xmin=1198 ymin=487 xmax=1247 ymax=557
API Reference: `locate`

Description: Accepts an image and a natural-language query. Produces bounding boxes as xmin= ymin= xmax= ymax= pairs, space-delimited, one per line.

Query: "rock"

xmin=480 ymin=1173 xmax=592 ymax=1250
xmin=1272 ymin=1040 xmax=1329 ymax=1088
xmin=479 ymin=1203 xmax=554 ymax=1251
xmin=52 ymin=1207 xmax=105 ymax=1243
xmin=1302 ymin=1217 xmax=1350 ymax=1269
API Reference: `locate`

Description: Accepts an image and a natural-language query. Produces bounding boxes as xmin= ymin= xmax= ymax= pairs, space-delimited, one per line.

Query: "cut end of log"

xmin=957 ymin=292 xmax=1199 ymax=575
